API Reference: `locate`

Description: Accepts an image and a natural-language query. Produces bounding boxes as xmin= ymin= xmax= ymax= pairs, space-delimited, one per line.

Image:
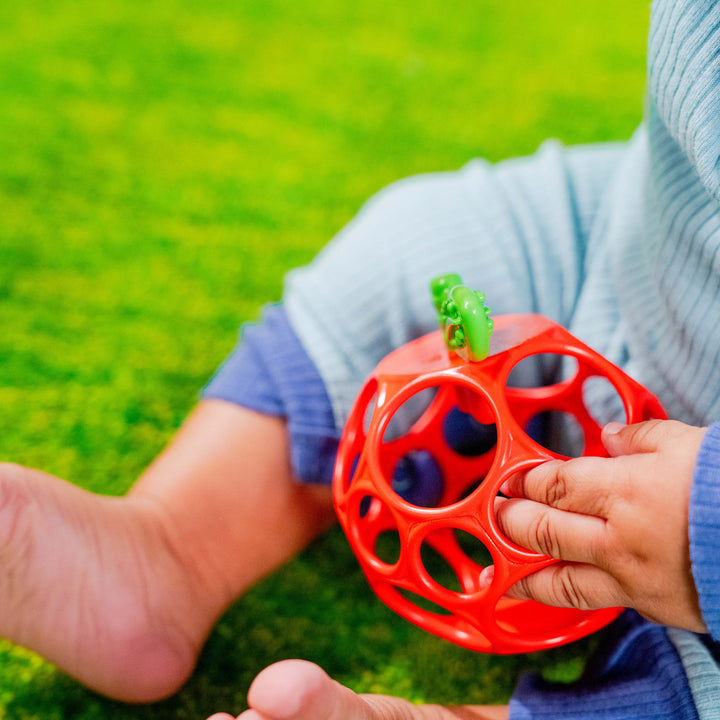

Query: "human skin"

xmin=0 ymin=400 xmax=335 ymax=701
xmin=0 ymin=397 xmax=511 ymax=716
xmin=495 ymin=419 xmax=707 ymax=633
xmin=206 ymin=659 xmax=509 ymax=720
xmin=0 ymin=403 xmax=704 ymax=716
xmin=202 ymin=419 xmax=709 ymax=720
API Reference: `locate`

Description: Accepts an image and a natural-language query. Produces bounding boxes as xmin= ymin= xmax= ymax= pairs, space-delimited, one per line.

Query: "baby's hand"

xmin=495 ymin=419 xmax=707 ymax=632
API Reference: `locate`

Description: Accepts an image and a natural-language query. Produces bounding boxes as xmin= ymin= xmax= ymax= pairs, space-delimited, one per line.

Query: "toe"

xmin=245 ymin=660 xmax=508 ymax=720
xmin=247 ymin=660 xmax=373 ymax=720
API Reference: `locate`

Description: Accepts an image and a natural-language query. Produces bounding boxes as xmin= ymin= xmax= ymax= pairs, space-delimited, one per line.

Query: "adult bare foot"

xmin=207 ymin=659 xmax=509 ymax=720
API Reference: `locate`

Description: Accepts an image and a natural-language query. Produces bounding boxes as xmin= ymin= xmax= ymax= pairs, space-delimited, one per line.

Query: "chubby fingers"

xmin=500 ymin=456 xmax=616 ymax=518
xmin=495 ymin=495 xmax=608 ymax=564
xmin=504 ymin=562 xmax=629 ymax=611
xmin=496 ymin=455 xmax=625 ymax=565
xmin=600 ymin=419 xmax=704 ymax=458
xmin=496 ymin=456 xmax=615 ymax=562
xmin=496 ymin=456 xmax=627 ymax=611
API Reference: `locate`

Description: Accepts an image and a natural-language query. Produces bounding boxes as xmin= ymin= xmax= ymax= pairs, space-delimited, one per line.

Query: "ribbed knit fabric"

xmin=615 ymin=0 xmax=720 ymax=426
xmin=668 ymin=628 xmax=720 ymax=720
xmin=282 ymin=0 xmax=720 ymax=434
xmin=690 ymin=423 xmax=720 ymax=641
xmin=509 ymin=612 xmax=698 ymax=719
xmin=283 ymin=140 xmax=628 ymax=428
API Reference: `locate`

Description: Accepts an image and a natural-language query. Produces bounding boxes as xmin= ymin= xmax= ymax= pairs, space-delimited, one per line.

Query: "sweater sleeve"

xmin=509 ymin=611 xmax=698 ymax=720
xmin=202 ymin=304 xmax=341 ymax=485
xmin=284 ymin=141 xmax=627 ymax=429
xmin=689 ymin=421 xmax=720 ymax=642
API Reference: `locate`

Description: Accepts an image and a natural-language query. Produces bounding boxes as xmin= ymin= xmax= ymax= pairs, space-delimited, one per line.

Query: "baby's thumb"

xmin=601 ymin=419 xmax=669 ymax=457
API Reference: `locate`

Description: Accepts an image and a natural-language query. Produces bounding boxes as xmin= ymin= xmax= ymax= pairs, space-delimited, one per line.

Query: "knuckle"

xmin=550 ymin=565 xmax=593 ymax=610
xmin=547 ymin=463 xmax=570 ymax=506
xmin=509 ymin=575 xmax=531 ymax=600
xmin=529 ymin=510 xmax=561 ymax=558
xmin=626 ymin=419 xmax=667 ymax=452
xmin=588 ymin=528 xmax=613 ymax=570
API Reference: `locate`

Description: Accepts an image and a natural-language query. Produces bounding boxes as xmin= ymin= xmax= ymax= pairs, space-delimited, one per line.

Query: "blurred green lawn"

xmin=0 ymin=1 xmax=648 ymax=717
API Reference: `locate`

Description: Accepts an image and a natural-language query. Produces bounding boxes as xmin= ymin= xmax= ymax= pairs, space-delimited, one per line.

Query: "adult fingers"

xmin=501 ymin=457 xmax=614 ymax=518
xmin=505 ymin=562 xmax=628 ymax=611
xmin=496 ymin=497 xmax=608 ymax=564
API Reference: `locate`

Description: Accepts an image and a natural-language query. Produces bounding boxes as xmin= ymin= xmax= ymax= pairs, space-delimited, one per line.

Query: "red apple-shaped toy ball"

xmin=333 ymin=274 xmax=665 ymax=653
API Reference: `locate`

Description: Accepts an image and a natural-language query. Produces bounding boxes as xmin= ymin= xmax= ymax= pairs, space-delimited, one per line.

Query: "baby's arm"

xmin=495 ymin=420 xmax=708 ymax=633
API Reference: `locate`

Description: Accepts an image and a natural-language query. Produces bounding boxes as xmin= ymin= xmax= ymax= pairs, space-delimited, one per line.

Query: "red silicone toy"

xmin=333 ymin=276 xmax=666 ymax=654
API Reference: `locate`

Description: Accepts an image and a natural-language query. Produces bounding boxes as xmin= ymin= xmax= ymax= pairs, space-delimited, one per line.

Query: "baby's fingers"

xmin=501 ymin=457 xmax=614 ymax=518
xmin=506 ymin=563 xmax=628 ymax=611
xmin=496 ymin=497 xmax=608 ymax=565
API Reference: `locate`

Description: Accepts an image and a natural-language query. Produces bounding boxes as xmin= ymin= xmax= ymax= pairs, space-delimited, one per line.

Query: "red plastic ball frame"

xmin=333 ymin=314 xmax=665 ymax=654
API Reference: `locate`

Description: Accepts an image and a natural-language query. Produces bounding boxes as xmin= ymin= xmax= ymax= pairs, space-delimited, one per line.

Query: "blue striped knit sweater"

xmin=205 ymin=0 xmax=720 ymax=716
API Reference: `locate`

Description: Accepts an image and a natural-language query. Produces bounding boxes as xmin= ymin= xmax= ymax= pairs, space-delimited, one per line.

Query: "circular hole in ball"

xmin=358 ymin=494 xmax=373 ymax=518
xmin=582 ymin=375 xmax=627 ymax=426
xmin=421 ymin=541 xmax=463 ymax=593
xmin=390 ymin=450 xmax=445 ymax=508
xmin=456 ymin=528 xmax=494 ymax=567
xmin=443 ymin=407 xmax=497 ymax=457
xmin=382 ymin=386 xmax=439 ymax=441
xmin=375 ymin=529 xmax=402 ymax=565
xmin=378 ymin=382 xmax=500 ymax=508
xmin=396 ymin=587 xmax=452 ymax=616
xmin=507 ymin=353 xmax=578 ymax=389
xmin=421 ymin=528 xmax=494 ymax=594
xmin=525 ymin=410 xmax=585 ymax=458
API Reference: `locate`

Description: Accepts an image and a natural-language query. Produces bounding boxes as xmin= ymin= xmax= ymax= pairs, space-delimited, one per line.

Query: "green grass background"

xmin=0 ymin=1 xmax=648 ymax=717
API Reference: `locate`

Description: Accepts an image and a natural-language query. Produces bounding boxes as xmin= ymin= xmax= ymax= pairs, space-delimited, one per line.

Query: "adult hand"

xmin=495 ymin=420 xmax=708 ymax=632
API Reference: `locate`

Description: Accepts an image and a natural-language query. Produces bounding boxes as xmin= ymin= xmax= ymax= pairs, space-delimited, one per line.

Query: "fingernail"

xmin=478 ymin=565 xmax=495 ymax=589
xmin=603 ymin=422 xmax=624 ymax=435
xmin=499 ymin=480 xmax=511 ymax=496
